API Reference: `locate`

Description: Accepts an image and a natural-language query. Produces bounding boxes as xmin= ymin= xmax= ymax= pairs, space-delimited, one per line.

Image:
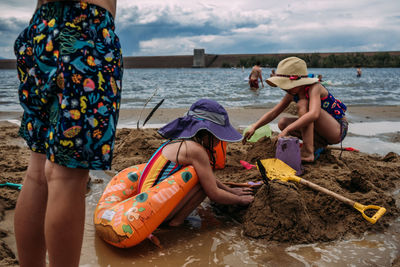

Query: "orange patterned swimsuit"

xmin=138 ymin=141 xmax=184 ymax=192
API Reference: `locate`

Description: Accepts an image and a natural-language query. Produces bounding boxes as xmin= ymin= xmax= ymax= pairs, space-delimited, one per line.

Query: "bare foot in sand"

xmin=301 ymin=149 xmax=314 ymax=162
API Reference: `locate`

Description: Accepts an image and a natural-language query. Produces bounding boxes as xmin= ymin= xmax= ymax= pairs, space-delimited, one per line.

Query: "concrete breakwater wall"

xmin=2 ymin=51 xmax=400 ymax=69
xmin=123 ymin=54 xmax=220 ymax=68
xmin=0 ymin=59 xmax=17 ymax=69
xmin=0 ymin=55 xmax=212 ymax=69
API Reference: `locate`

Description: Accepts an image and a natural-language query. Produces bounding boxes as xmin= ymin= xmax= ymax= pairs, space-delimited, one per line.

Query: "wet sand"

xmin=1 ymin=105 xmax=399 ymax=126
xmin=0 ymin=105 xmax=399 ymax=266
xmin=120 ymin=105 xmax=400 ymax=126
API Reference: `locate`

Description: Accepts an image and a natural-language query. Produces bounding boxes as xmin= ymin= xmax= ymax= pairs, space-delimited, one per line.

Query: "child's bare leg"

xmin=278 ymin=117 xmax=296 ymax=131
xmin=314 ymin=109 xmax=342 ymax=144
xmin=44 ymin=160 xmax=89 ymax=267
xmin=300 ymin=123 xmax=315 ymax=162
xmin=14 ymin=152 xmax=48 ymax=267
xmin=297 ymin=99 xmax=314 ymax=162
xmin=166 ymin=184 xmax=206 ymax=227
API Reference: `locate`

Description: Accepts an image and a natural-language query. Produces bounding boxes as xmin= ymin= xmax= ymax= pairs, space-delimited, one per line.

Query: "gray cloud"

xmin=0 ymin=17 xmax=27 ymax=34
xmin=0 ymin=1 xmax=399 ymax=58
xmin=116 ymin=5 xmax=271 ymax=55
xmin=0 ymin=17 xmax=28 ymax=58
xmin=1 ymin=0 xmax=34 ymax=8
xmin=0 ymin=0 xmax=33 ymax=58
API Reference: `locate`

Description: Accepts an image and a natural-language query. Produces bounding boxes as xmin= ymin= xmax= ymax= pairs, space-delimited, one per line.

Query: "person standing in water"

xmin=357 ymin=67 xmax=362 ymax=77
xmin=13 ymin=0 xmax=122 ymax=266
xmin=248 ymin=61 xmax=264 ymax=90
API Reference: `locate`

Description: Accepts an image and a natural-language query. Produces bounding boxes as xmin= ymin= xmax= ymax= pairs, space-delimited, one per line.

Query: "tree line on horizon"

xmin=222 ymin=52 xmax=400 ymax=68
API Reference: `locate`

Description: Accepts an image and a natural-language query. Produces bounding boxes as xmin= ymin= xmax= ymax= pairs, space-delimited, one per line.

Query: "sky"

xmin=0 ymin=0 xmax=399 ymax=58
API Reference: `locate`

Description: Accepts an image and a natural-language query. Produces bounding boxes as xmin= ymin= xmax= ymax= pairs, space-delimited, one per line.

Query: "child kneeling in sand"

xmin=152 ymin=99 xmax=253 ymax=226
xmin=243 ymin=57 xmax=348 ymax=162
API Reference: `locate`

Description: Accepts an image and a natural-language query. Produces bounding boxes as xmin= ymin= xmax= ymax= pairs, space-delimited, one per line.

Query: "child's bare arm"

xmin=243 ymin=94 xmax=292 ymax=143
xmin=254 ymin=93 xmax=291 ymax=129
xmin=280 ymin=85 xmax=322 ymax=135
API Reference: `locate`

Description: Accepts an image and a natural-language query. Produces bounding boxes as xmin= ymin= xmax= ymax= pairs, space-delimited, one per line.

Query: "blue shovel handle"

xmin=0 ymin=182 xmax=23 ymax=190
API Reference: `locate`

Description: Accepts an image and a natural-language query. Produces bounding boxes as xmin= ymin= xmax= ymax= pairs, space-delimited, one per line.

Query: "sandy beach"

xmin=2 ymin=105 xmax=400 ymax=126
xmin=0 ymin=105 xmax=399 ymax=266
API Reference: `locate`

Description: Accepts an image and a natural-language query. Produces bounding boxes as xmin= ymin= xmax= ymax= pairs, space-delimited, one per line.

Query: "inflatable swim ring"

xmin=94 ymin=163 xmax=198 ymax=248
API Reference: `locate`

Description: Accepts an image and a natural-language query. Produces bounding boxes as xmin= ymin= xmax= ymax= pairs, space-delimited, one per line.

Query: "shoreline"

xmin=1 ymin=105 xmax=399 ymax=126
xmin=121 ymin=105 xmax=400 ymax=125
xmin=1 ymin=105 xmax=399 ymax=156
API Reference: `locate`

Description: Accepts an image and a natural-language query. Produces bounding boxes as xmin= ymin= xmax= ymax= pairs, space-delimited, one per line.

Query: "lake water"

xmin=1 ymin=68 xmax=400 ymax=111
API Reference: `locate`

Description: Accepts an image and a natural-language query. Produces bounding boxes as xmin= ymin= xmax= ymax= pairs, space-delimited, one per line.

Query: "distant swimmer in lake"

xmin=357 ymin=67 xmax=362 ymax=77
xmin=248 ymin=61 xmax=264 ymax=90
xmin=270 ymin=69 xmax=276 ymax=77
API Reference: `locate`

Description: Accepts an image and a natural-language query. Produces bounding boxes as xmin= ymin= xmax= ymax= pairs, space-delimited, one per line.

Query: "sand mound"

xmin=244 ymin=181 xmax=315 ymax=243
xmin=243 ymin=169 xmax=398 ymax=244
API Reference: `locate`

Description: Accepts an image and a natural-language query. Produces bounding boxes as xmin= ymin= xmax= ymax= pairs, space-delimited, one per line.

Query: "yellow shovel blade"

xmin=259 ymin=158 xmax=301 ymax=183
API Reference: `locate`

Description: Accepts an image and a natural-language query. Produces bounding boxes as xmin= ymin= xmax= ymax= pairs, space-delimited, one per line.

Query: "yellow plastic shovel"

xmin=257 ymin=158 xmax=386 ymax=224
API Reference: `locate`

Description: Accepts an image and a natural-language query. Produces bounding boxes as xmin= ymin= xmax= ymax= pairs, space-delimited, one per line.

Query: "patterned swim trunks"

xmin=14 ymin=1 xmax=123 ymax=170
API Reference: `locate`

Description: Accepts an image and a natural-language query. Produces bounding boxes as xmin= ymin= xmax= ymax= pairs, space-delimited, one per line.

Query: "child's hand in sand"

xmin=239 ymin=195 xmax=254 ymax=205
xmin=242 ymin=125 xmax=256 ymax=144
xmin=278 ymin=129 xmax=289 ymax=138
xmin=229 ymin=187 xmax=255 ymax=205
xmin=227 ymin=187 xmax=255 ymax=205
xmin=229 ymin=187 xmax=254 ymax=196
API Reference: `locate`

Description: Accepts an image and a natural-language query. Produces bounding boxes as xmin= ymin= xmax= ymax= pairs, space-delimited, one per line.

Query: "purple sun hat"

xmin=158 ymin=99 xmax=242 ymax=142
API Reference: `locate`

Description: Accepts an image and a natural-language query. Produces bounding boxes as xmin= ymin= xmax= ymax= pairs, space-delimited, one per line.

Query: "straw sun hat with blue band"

xmin=158 ymin=99 xmax=243 ymax=142
xmin=266 ymin=57 xmax=319 ymax=90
